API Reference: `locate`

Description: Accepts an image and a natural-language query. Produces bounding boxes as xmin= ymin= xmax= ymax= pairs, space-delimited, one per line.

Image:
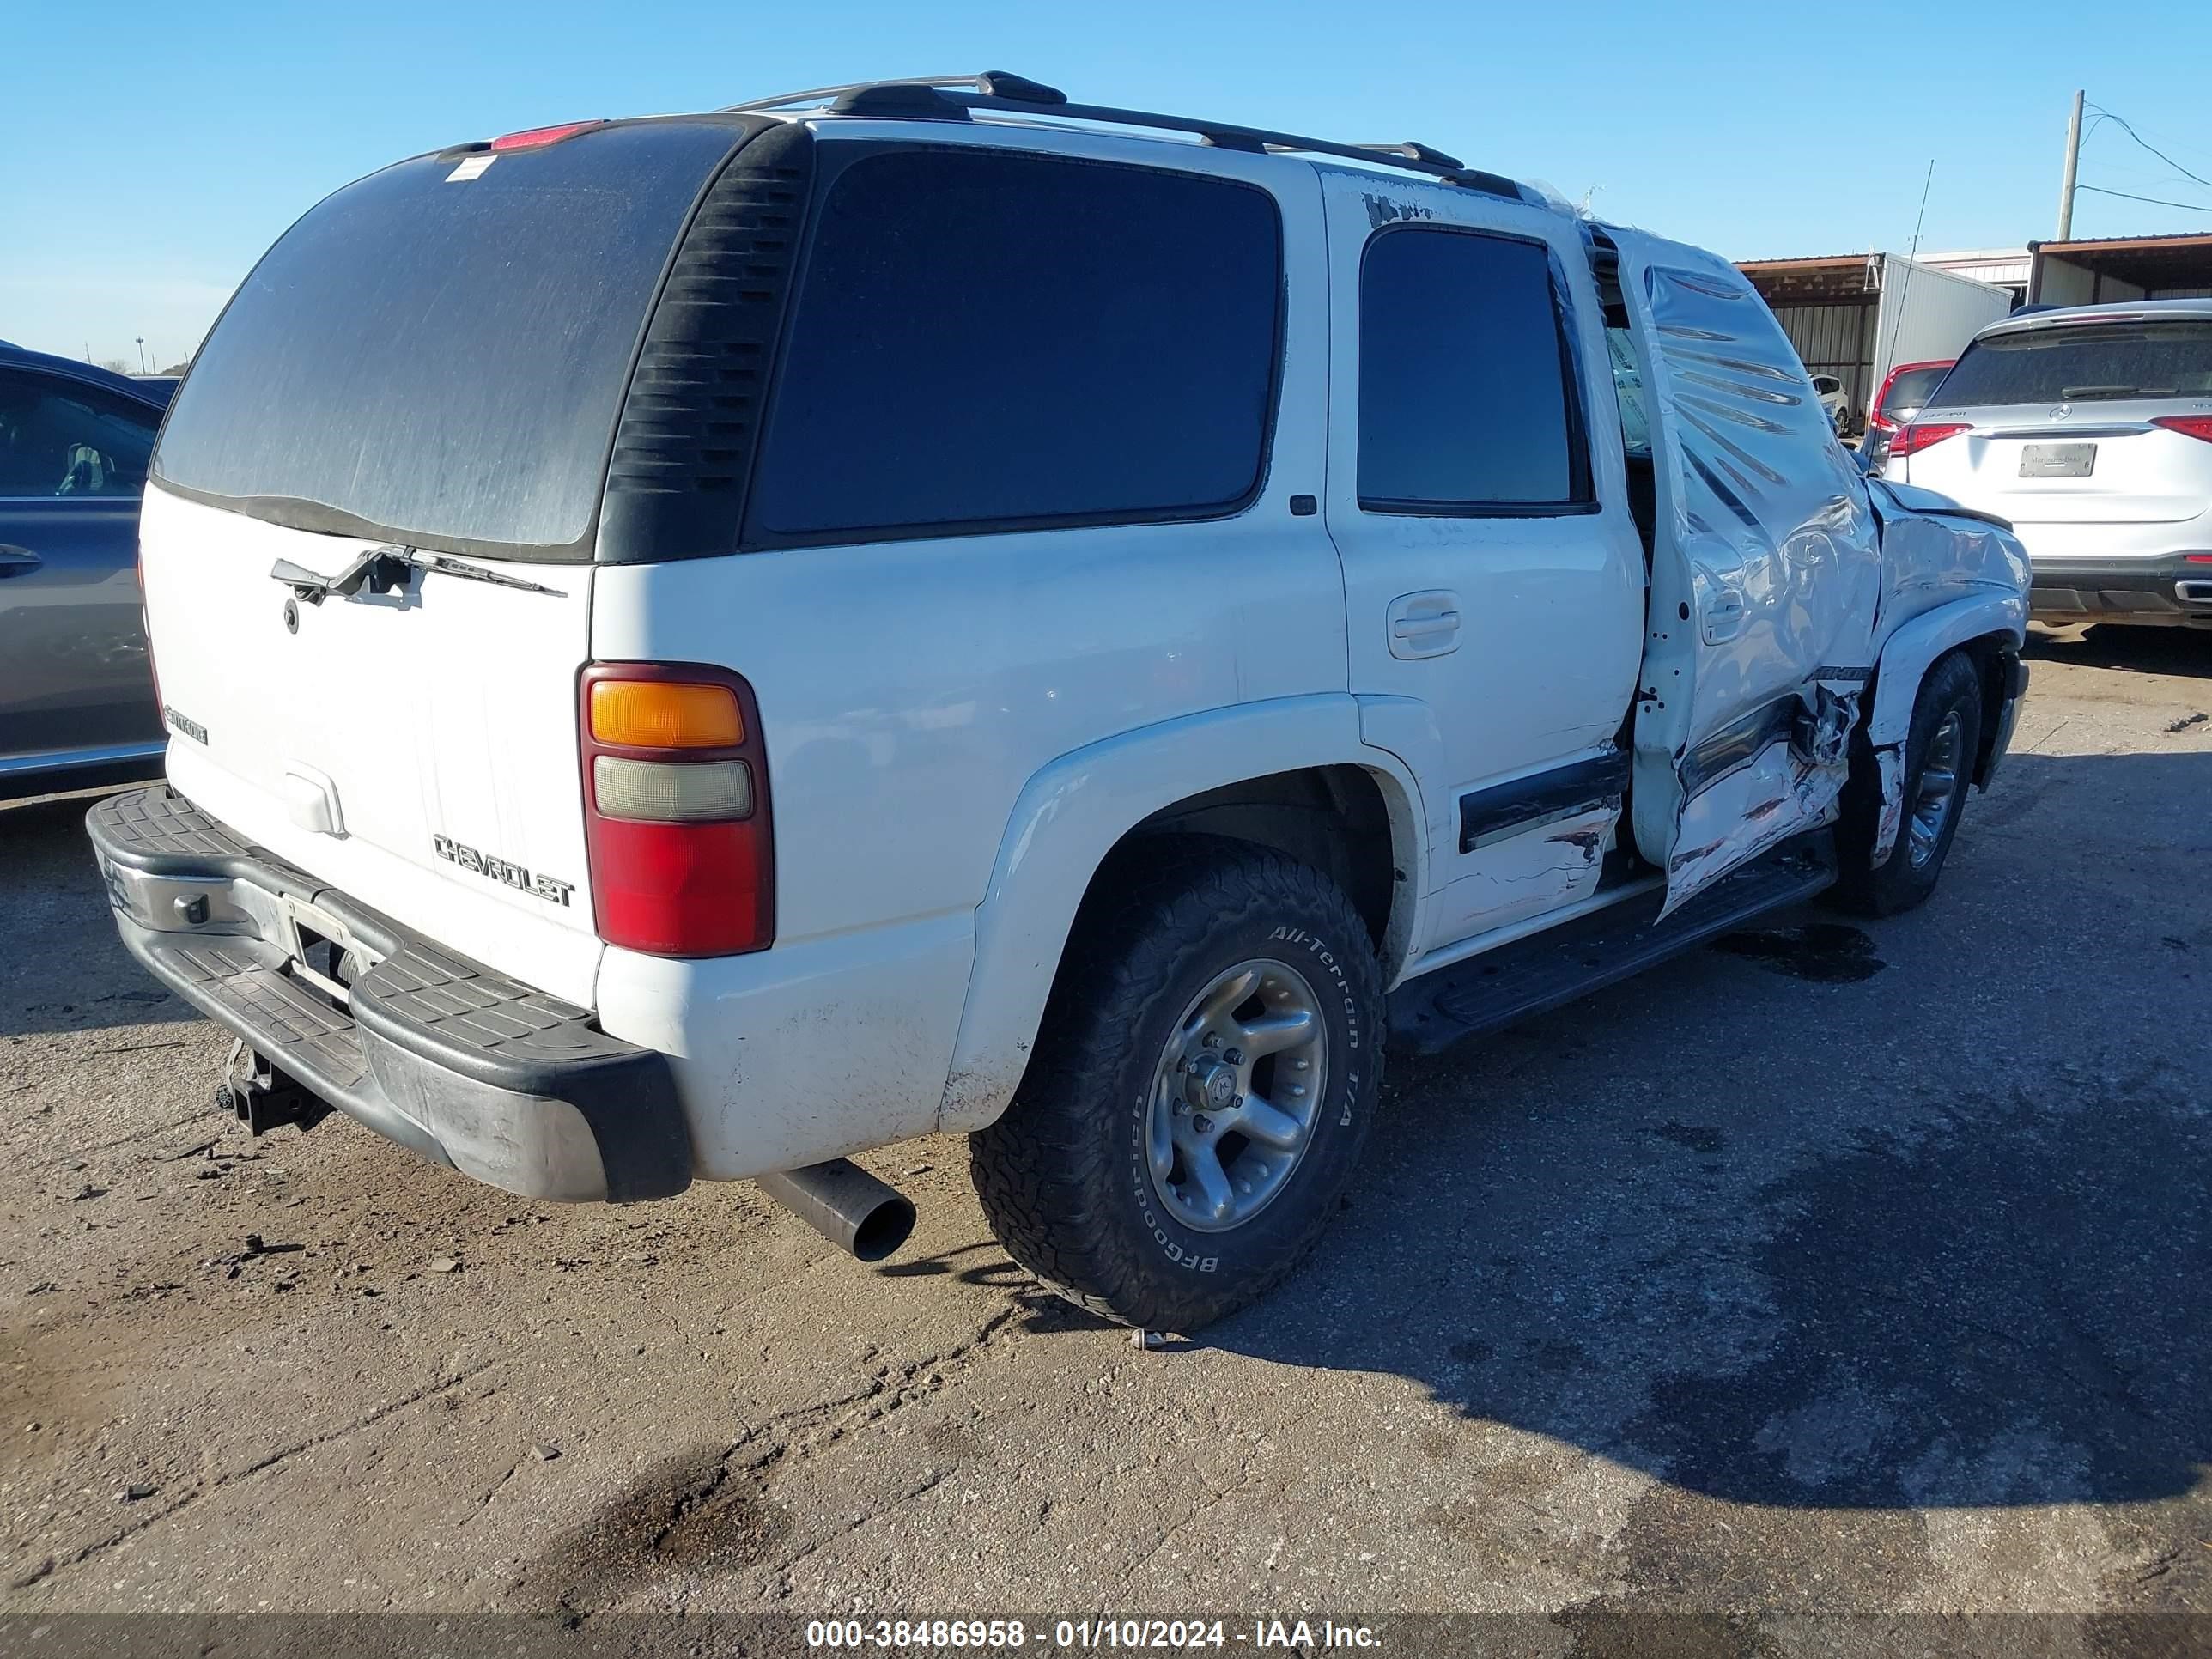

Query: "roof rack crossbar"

xmin=723 ymin=75 xmax=1524 ymax=201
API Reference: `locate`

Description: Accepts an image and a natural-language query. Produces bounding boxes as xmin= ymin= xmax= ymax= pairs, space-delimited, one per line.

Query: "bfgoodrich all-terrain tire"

xmin=1828 ymin=651 xmax=1983 ymax=917
xmin=969 ymin=842 xmax=1384 ymax=1332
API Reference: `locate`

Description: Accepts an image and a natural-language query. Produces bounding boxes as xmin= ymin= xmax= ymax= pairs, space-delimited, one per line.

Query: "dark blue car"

xmin=0 ymin=343 xmax=175 ymax=799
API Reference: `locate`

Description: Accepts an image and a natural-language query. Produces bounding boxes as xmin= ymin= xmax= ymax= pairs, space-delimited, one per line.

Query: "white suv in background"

xmin=1811 ymin=374 xmax=1853 ymax=435
xmin=1892 ymin=299 xmax=2212 ymax=629
xmin=90 ymin=74 xmax=2029 ymax=1332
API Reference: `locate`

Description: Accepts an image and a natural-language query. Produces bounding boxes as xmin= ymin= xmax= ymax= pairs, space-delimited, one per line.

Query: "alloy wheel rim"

xmin=1146 ymin=957 xmax=1328 ymax=1234
xmin=1907 ymin=710 xmax=1965 ymax=870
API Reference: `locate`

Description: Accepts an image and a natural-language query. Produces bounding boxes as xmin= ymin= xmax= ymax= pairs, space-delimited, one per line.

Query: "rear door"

xmin=1901 ymin=313 xmax=2212 ymax=540
xmin=1604 ymin=230 xmax=1882 ymax=914
xmin=0 ymin=368 xmax=164 ymax=769
xmin=139 ymin=117 xmax=761 ymax=1005
xmin=1320 ymin=172 xmax=1648 ymax=956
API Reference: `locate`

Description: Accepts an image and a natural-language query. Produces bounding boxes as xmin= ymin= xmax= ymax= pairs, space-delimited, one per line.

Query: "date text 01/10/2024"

xmin=802 ymin=1618 xmax=1381 ymax=1649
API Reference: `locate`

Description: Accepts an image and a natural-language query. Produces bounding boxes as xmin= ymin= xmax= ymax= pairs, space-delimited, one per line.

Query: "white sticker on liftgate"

xmin=446 ymin=155 xmax=496 ymax=182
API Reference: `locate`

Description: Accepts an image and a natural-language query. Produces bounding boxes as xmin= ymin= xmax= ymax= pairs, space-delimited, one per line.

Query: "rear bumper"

xmin=87 ymin=787 xmax=690 ymax=1203
xmin=2027 ymin=555 xmax=2212 ymax=626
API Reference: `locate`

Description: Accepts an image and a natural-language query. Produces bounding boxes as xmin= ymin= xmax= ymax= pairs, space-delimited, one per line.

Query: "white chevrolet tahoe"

xmin=92 ymin=74 xmax=2031 ymax=1331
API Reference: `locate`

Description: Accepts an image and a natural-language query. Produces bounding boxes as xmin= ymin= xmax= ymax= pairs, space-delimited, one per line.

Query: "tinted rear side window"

xmin=152 ymin=119 xmax=748 ymax=560
xmin=0 ymin=374 xmax=159 ymax=497
xmin=1880 ymin=363 xmax=1950 ymax=412
xmin=1928 ymin=320 xmax=2212 ymax=408
xmin=1358 ymin=228 xmax=1592 ymax=513
xmin=747 ymin=148 xmax=1281 ymax=542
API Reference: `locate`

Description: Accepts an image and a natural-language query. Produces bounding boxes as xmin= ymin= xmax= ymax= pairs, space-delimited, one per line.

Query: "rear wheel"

xmin=1829 ymin=651 xmax=1982 ymax=916
xmin=969 ymin=843 xmax=1383 ymax=1332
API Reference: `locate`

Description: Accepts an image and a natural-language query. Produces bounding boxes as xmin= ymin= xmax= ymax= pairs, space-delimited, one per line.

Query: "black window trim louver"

xmin=596 ymin=119 xmax=817 ymax=564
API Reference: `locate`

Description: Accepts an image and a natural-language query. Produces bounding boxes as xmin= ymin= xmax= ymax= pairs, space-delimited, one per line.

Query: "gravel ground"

xmin=2 ymin=627 xmax=2208 ymax=1654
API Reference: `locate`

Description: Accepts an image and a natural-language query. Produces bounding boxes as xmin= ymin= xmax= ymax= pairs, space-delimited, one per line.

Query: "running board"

xmin=1386 ymin=840 xmax=1836 ymax=1057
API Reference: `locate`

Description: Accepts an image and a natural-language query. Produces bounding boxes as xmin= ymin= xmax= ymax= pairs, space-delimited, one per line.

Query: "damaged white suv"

xmin=93 ymin=74 xmax=2030 ymax=1330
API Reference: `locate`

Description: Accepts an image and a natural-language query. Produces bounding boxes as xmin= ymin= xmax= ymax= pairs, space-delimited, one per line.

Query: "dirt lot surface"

xmin=3 ymin=628 xmax=2209 ymax=1653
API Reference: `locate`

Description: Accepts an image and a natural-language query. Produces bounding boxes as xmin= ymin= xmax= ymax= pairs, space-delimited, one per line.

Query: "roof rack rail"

xmin=722 ymin=73 xmax=1527 ymax=201
xmin=726 ymin=71 xmax=1069 ymax=112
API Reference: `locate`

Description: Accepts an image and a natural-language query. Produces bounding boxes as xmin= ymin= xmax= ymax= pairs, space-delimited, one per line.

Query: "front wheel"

xmin=1828 ymin=651 xmax=1983 ymax=916
xmin=969 ymin=843 xmax=1383 ymax=1332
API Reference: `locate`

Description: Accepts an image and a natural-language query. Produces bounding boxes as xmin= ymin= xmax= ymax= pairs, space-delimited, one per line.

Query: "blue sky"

xmin=7 ymin=0 xmax=2210 ymax=368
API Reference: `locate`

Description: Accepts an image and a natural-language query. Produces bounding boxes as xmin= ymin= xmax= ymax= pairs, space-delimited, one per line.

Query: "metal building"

xmin=1732 ymin=252 xmax=2013 ymax=430
xmin=2027 ymin=232 xmax=2212 ymax=304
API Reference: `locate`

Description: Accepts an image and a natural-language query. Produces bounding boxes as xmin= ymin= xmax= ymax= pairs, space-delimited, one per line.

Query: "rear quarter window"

xmin=744 ymin=147 xmax=1283 ymax=544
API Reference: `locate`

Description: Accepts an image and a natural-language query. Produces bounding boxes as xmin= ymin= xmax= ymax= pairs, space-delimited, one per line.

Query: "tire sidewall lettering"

xmin=1123 ymin=919 xmax=1370 ymax=1274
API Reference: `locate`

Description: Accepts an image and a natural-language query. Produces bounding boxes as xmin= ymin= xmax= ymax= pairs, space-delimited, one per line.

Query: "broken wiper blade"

xmin=269 ymin=545 xmax=562 ymax=604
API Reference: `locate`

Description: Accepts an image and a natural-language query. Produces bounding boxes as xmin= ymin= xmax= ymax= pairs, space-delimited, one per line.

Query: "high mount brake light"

xmin=580 ymin=665 xmax=773 ymax=957
xmin=489 ymin=120 xmax=605 ymax=151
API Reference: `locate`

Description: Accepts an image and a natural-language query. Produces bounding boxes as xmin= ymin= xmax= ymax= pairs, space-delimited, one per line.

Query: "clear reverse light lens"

xmin=592 ymin=757 xmax=752 ymax=823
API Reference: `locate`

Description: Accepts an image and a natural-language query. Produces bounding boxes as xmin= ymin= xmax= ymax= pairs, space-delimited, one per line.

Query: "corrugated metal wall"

xmin=1768 ymin=301 xmax=1876 ymax=412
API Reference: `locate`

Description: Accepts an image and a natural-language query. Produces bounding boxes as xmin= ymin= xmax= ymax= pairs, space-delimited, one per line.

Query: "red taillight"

xmin=489 ymin=119 xmax=605 ymax=151
xmin=2152 ymin=416 xmax=2212 ymax=445
xmin=580 ymin=664 xmax=773 ymax=957
xmin=1891 ymin=422 xmax=1970 ymax=459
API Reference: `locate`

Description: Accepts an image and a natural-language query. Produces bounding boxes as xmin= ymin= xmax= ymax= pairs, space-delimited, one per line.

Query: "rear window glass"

xmin=747 ymin=148 xmax=1281 ymax=541
xmin=152 ymin=119 xmax=745 ymax=559
xmin=1880 ymin=363 xmax=1950 ymax=412
xmin=1358 ymin=228 xmax=1592 ymax=513
xmin=1927 ymin=320 xmax=2212 ymax=408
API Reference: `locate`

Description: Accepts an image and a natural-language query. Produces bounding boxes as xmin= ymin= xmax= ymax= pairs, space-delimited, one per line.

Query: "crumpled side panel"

xmin=1604 ymin=240 xmax=1883 ymax=916
xmin=1640 ymin=258 xmax=1881 ymax=733
xmin=1868 ymin=478 xmax=2036 ymax=644
xmin=1666 ymin=738 xmax=1844 ymax=901
xmin=1871 ymin=744 xmax=1907 ymax=868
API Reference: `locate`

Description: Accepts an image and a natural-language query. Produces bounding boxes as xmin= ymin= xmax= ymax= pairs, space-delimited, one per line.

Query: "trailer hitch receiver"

xmin=215 ymin=1042 xmax=330 ymax=1136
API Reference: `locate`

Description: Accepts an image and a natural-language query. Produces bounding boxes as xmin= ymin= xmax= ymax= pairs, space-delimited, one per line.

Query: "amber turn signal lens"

xmin=588 ymin=680 xmax=744 ymax=749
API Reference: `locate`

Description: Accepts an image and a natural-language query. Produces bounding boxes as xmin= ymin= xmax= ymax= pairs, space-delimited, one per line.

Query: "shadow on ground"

xmin=2 ymin=790 xmax=194 ymax=1035
xmin=2026 ymin=622 xmax=2212 ymax=683
xmin=1183 ymin=749 xmax=2211 ymax=1512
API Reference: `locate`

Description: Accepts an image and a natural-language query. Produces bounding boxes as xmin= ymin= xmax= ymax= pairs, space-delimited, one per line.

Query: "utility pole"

xmin=2056 ymin=88 xmax=2084 ymax=240
xmin=135 ymin=336 xmax=148 ymax=374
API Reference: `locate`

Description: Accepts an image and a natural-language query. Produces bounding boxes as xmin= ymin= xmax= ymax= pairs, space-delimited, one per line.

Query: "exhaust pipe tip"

xmin=848 ymin=1194 xmax=918 ymax=1263
xmin=756 ymin=1159 xmax=916 ymax=1262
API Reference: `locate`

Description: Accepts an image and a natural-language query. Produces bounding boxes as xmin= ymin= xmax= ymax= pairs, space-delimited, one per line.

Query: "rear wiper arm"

xmin=413 ymin=552 xmax=564 ymax=596
xmin=270 ymin=545 xmax=562 ymax=604
xmin=270 ymin=547 xmax=391 ymax=604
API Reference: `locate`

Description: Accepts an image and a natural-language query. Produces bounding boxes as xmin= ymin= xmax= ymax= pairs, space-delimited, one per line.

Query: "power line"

xmin=2076 ymin=182 xmax=2212 ymax=215
xmin=2086 ymin=103 xmax=2212 ymax=194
